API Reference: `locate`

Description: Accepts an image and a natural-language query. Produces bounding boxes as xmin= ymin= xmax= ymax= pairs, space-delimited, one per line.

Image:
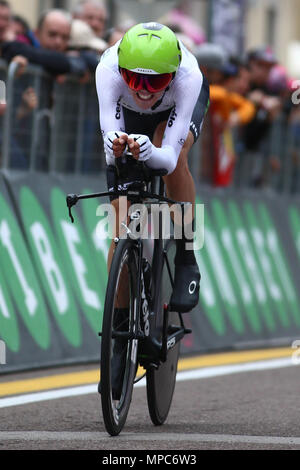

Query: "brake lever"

xmin=66 ymin=194 xmax=78 ymax=223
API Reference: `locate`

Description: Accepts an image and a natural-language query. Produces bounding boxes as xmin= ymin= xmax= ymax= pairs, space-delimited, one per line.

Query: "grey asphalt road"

xmin=0 ymin=362 xmax=300 ymax=451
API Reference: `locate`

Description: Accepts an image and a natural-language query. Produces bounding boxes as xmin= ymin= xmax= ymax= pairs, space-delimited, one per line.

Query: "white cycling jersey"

xmin=95 ymin=39 xmax=203 ymax=174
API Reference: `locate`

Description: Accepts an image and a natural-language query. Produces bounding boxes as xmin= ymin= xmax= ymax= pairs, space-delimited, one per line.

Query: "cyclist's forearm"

xmin=147 ymin=144 xmax=177 ymax=175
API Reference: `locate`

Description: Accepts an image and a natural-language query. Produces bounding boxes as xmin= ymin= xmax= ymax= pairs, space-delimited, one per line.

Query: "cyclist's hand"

xmin=104 ymin=131 xmax=128 ymax=164
xmin=127 ymin=134 xmax=152 ymax=161
xmin=113 ymin=133 xmax=128 ymax=157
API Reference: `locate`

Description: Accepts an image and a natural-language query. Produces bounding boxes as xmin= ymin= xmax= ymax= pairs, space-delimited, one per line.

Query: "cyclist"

xmin=96 ymin=22 xmax=209 ymax=315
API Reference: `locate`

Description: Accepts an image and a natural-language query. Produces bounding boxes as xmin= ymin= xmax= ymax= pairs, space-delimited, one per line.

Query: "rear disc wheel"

xmin=146 ymin=239 xmax=180 ymax=425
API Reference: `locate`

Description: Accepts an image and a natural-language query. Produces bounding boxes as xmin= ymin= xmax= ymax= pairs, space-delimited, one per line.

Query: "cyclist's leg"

xmin=153 ymin=123 xmax=195 ymax=248
xmin=152 ymin=85 xmax=209 ymax=312
xmin=166 ymin=144 xmax=201 ymax=311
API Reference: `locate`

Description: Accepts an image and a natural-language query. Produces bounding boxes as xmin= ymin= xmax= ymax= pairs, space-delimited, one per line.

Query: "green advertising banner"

xmin=0 ymin=170 xmax=300 ymax=371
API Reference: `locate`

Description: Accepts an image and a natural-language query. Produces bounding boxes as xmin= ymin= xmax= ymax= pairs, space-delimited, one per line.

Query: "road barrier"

xmin=0 ymin=170 xmax=299 ymax=372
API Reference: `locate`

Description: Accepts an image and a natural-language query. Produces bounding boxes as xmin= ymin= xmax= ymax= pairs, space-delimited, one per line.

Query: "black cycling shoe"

xmin=169 ymin=262 xmax=201 ymax=313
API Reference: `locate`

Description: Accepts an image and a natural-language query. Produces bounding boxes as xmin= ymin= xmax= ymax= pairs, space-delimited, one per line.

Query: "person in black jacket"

xmin=1 ymin=9 xmax=88 ymax=77
xmin=242 ymin=47 xmax=282 ymax=187
xmin=1 ymin=39 xmax=88 ymax=76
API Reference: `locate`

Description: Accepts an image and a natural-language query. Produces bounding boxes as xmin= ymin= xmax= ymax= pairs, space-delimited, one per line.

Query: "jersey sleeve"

xmin=163 ymin=68 xmax=203 ymax=156
xmin=95 ymin=61 xmax=126 ymax=137
xmin=146 ymin=68 xmax=203 ymax=174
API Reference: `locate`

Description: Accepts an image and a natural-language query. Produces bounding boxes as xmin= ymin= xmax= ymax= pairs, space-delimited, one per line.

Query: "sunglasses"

xmin=120 ymin=68 xmax=173 ymax=94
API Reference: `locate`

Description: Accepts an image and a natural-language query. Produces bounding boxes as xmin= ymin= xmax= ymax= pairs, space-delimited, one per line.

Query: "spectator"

xmin=194 ymin=43 xmax=227 ymax=183
xmin=216 ymin=61 xmax=255 ymax=127
xmin=1 ymin=9 xmax=88 ymax=77
xmin=6 ymin=14 xmax=40 ymax=46
xmin=0 ymin=0 xmax=11 ymax=42
xmin=246 ymin=47 xmax=281 ymax=120
xmin=35 ymin=9 xmax=71 ymax=53
xmin=10 ymin=14 xmax=28 ymax=37
xmin=243 ymin=47 xmax=282 ymax=186
xmin=68 ymin=18 xmax=106 ymax=72
xmin=68 ymin=19 xmax=108 ymax=172
xmin=247 ymin=47 xmax=277 ymax=89
xmin=1 ymin=9 xmax=91 ymax=171
xmin=267 ymin=64 xmax=291 ymax=97
xmin=13 ymin=79 xmax=39 ymax=169
xmin=16 ymin=85 xmax=38 ymax=121
xmin=224 ymin=57 xmax=251 ymax=96
xmin=265 ymin=64 xmax=299 ymax=182
xmin=0 ymin=3 xmax=27 ymax=170
xmin=73 ymin=0 xmax=108 ymax=40
xmin=105 ymin=19 xmax=135 ymax=47
xmin=159 ymin=5 xmax=205 ymax=47
xmin=195 ymin=42 xmax=227 ymax=85
xmin=208 ymin=61 xmax=256 ymax=186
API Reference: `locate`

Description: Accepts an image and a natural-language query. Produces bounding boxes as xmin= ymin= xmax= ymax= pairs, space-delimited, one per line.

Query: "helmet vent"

xmin=142 ymin=22 xmax=163 ymax=31
xmin=138 ymin=33 xmax=161 ymax=40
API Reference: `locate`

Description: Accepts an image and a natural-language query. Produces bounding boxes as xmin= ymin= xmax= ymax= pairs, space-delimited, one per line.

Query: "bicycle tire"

xmin=146 ymin=238 xmax=180 ymax=425
xmin=100 ymin=238 xmax=139 ymax=436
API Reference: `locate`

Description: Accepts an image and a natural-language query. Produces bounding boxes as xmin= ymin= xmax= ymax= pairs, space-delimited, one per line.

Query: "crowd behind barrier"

xmin=0 ymin=59 xmax=102 ymax=173
xmin=0 ymin=0 xmax=299 ymax=194
xmin=198 ymin=98 xmax=300 ymax=195
xmin=0 ymin=56 xmax=299 ymax=196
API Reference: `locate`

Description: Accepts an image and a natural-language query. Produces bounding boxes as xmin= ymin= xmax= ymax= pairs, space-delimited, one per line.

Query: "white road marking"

xmin=0 ymin=357 xmax=293 ymax=409
xmin=0 ymin=431 xmax=299 ymax=446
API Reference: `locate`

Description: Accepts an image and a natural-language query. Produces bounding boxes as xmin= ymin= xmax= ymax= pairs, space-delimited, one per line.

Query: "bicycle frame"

xmin=66 ymin=161 xmax=191 ymax=369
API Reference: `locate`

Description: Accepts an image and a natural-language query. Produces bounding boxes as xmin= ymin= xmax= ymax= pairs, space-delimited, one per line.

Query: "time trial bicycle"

xmin=66 ymin=154 xmax=192 ymax=436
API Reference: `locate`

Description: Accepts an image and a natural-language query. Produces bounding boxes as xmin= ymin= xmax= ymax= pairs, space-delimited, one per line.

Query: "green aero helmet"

xmin=118 ymin=22 xmax=182 ymax=75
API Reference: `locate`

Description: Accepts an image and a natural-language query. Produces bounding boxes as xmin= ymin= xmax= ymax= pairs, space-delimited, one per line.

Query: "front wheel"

xmin=100 ymin=238 xmax=139 ymax=436
xmin=146 ymin=238 xmax=180 ymax=425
